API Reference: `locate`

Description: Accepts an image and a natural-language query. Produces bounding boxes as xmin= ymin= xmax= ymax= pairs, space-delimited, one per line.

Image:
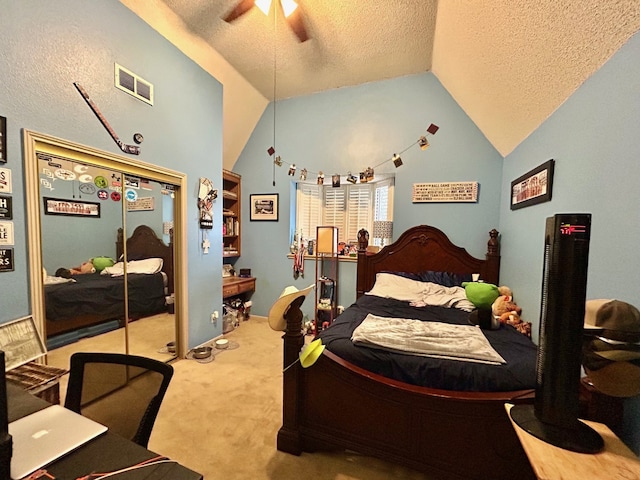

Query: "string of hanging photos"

xmin=268 ymin=123 xmax=439 ymax=186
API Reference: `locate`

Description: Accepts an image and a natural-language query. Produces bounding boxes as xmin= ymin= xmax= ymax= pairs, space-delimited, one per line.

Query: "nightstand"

xmin=505 ymin=403 xmax=640 ymax=480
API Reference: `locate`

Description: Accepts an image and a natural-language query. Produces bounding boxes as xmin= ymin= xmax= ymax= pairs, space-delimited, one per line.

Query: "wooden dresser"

xmin=223 ymin=276 xmax=256 ymax=299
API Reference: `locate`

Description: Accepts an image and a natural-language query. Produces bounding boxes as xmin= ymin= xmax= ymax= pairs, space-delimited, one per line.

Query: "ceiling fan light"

xmin=281 ymin=0 xmax=298 ymax=18
xmin=255 ymin=0 xmax=272 ymax=15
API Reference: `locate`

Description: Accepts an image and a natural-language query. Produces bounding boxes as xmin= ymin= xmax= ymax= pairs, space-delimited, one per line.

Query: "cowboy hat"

xmin=583 ymin=299 xmax=640 ymax=397
xmin=268 ymin=284 xmax=314 ymax=331
xmin=300 ymin=339 xmax=325 ymax=368
xmin=584 ymin=299 xmax=640 ymax=342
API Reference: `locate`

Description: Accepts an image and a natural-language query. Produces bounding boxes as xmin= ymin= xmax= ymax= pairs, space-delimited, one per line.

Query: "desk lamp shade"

xmin=317 ymin=226 xmax=338 ymax=254
xmin=373 ymin=221 xmax=393 ymax=246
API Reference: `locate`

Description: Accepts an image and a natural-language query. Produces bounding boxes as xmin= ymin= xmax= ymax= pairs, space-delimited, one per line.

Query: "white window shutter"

xmin=323 ymin=188 xmax=346 ymax=241
xmin=297 ymin=184 xmax=321 ymax=240
xmin=347 ymin=185 xmax=372 ymax=242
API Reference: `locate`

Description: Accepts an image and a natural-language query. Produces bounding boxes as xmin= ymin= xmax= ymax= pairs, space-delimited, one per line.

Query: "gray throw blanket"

xmin=352 ymin=314 xmax=506 ymax=365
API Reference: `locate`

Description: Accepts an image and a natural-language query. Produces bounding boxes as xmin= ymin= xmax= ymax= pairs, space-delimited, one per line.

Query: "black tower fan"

xmin=510 ymin=213 xmax=603 ymax=453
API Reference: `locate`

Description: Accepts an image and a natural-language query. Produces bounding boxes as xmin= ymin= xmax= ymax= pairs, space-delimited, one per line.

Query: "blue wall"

xmin=500 ymin=31 xmax=640 ymax=331
xmin=0 ymin=0 xmax=225 ymax=348
xmin=500 ymin=31 xmax=640 ymax=454
xmin=234 ymin=72 xmax=504 ymax=321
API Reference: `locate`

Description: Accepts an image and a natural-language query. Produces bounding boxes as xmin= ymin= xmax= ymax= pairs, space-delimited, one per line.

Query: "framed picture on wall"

xmin=250 ymin=193 xmax=278 ymax=221
xmin=510 ymin=159 xmax=555 ymax=210
xmin=43 ymin=197 xmax=101 ymax=217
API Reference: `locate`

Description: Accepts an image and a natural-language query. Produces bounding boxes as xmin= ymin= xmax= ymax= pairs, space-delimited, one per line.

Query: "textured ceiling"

xmin=159 ymin=0 xmax=437 ymax=101
xmin=132 ymin=0 xmax=640 ymax=163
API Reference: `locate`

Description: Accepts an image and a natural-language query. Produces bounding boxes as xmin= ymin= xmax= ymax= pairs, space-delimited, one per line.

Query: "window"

xmin=295 ymin=176 xmax=394 ymax=245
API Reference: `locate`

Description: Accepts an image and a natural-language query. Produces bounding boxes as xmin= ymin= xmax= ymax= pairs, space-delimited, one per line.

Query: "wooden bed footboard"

xmin=278 ymin=225 xmax=535 ymax=479
xmin=278 ymin=350 xmax=535 ymax=480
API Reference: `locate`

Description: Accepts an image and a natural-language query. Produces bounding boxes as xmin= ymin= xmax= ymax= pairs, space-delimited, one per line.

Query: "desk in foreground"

xmin=8 ymin=382 xmax=202 ymax=480
xmin=505 ymin=403 xmax=640 ymax=480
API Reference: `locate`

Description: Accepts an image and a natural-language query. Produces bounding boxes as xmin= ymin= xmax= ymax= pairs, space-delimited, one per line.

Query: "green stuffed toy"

xmin=461 ymin=281 xmax=500 ymax=310
xmin=91 ymin=256 xmax=115 ymax=272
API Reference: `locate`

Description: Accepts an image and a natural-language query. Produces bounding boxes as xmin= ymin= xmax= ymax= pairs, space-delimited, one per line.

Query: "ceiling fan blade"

xmin=223 ymin=0 xmax=255 ymax=22
xmin=287 ymin=7 xmax=309 ymax=42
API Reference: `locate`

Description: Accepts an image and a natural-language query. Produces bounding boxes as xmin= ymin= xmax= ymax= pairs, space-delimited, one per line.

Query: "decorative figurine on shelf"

xmin=358 ymin=228 xmax=369 ymax=251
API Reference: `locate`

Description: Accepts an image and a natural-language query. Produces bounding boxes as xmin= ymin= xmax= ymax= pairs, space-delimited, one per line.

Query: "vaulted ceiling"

xmin=122 ymin=1 xmax=640 ymax=168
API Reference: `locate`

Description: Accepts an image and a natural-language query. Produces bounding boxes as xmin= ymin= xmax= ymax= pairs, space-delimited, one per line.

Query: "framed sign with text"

xmin=0 ymin=316 xmax=47 ymax=369
xmin=0 ymin=195 xmax=12 ymax=219
xmin=43 ymin=197 xmax=100 ymax=217
xmin=0 ymin=248 xmax=13 ymax=272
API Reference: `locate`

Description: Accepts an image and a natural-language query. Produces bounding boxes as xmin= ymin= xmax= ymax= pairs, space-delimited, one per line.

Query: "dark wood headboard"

xmin=116 ymin=225 xmax=174 ymax=294
xmin=356 ymin=225 xmax=500 ymax=298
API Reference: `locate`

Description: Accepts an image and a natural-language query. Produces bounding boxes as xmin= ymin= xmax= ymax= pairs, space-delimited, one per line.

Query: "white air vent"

xmin=114 ymin=63 xmax=154 ymax=106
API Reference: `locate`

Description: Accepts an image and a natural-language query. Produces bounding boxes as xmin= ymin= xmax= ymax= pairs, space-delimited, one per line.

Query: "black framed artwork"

xmin=250 ymin=193 xmax=278 ymax=221
xmin=43 ymin=197 xmax=101 ymax=217
xmin=510 ymin=159 xmax=555 ymax=210
xmin=0 ymin=116 xmax=6 ymax=163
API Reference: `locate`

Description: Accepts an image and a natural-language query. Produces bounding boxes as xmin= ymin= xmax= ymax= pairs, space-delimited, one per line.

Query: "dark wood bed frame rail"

xmin=278 ymin=225 xmax=535 ymax=480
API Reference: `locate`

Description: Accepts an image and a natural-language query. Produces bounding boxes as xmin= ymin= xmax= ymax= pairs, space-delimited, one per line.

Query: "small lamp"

xmin=372 ymin=220 xmax=393 ymax=247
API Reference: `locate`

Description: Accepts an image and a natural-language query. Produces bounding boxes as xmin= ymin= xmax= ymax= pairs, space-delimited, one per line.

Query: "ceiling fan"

xmin=224 ymin=0 xmax=310 ymax=42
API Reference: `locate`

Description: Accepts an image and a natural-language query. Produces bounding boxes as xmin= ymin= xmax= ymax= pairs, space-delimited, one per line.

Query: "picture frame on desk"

xmin=250 ymin=193 xmax=278 ymax=221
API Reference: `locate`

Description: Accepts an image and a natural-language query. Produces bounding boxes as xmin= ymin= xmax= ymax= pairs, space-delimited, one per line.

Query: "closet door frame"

xmin=24 ymin=129 xmax=189 ymax=358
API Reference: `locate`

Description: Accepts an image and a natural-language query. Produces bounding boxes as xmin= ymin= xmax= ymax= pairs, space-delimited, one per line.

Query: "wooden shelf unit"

xmin=315 ymin=226 xmax=339 ymax=333
xmin=223 ymin=170 xmax=241 ymax=258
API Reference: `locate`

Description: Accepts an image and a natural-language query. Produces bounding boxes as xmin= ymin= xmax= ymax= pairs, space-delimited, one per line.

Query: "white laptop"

xmin=9 ymin=405 xmax=107 ymax=479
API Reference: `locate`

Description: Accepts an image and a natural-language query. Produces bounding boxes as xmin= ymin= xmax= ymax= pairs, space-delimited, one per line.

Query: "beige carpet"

xmin=145 ymin=316 xmax=431 ymax=480
xmin=46 ymin=312 xmax=176 ymax=368
xmin=48 ymin=315 xmax=430 ymax=479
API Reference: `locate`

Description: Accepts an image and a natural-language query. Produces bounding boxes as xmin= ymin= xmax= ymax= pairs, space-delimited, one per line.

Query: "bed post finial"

xmin=488 ymin=229 xmax=499 ymax=256
xmin=357 ymin=228 xmax=369 ymax=251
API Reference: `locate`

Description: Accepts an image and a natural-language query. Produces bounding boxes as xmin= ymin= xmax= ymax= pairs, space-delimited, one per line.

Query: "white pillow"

xmin=101 ymin=257 xmax=163 ymax=276
xmin=365 ymin=273 xmax=426 ymax=303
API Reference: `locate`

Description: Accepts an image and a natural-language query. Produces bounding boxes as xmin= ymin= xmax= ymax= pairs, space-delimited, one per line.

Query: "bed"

xmin=44 ymin=225 xmax=174 ymax=338
xmin=278 ymin=225 xmax=538 ymax=480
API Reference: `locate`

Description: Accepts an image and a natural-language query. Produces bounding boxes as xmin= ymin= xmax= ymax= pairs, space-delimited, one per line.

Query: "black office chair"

xmin=64 ymin=352 xmax=174 ymax=448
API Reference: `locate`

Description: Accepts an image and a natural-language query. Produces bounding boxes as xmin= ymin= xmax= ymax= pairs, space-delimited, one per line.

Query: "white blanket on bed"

xmin=351 ymin=314 xmax=506 ymax=365
xmin=101 ymin=258 xmax=163 ymax=277
xmin=366 ymin=273 xmax=475 ymax=312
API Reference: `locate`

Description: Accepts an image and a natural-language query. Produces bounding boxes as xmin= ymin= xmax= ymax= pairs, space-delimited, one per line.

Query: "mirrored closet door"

xmin=24 ymin=131 xmax=185 ymax=370
xmin=124 ymin=176 xmax=176 ymax=360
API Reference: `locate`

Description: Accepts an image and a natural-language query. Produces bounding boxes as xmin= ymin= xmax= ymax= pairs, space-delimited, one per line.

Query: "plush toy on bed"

xmin=461 ymin=281 xmax=500 ymax=310
xmin=492 ymin=294 xmax=522 ymax=318
xmin=491 ymin=291 xmax=533 ymax=338
xmin=55 ymin=260 xmax=96 ymax=278
xmin=91 ymin=256 xmax=115 ymax=272
xmin=70 ymin=260 xmax=96 ymax=275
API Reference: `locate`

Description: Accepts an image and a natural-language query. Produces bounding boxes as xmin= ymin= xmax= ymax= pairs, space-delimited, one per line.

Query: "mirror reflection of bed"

xmin=37 ymin=154 xmax=177 ymax=367
xmin=44 ymin=225 xmax=176 ymax=367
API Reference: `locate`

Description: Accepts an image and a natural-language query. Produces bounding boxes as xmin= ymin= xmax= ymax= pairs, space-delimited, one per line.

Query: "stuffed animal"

xmin=91 ymin=256 xmax=115 ymax=272
xmin=492 ymin=295 xmax=522 ymax=318
xmin=461 ymin=281 xmax=500 ymax=310
xmin=499 ymin=310 xmax=521 ymax=325
xmin=70 ymin=261 xmax=96 ymax=275
xmin=495 ymin=298 xmax=532 ymax=337
xmin=498 ymin=285 xmax=513 ymax=297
